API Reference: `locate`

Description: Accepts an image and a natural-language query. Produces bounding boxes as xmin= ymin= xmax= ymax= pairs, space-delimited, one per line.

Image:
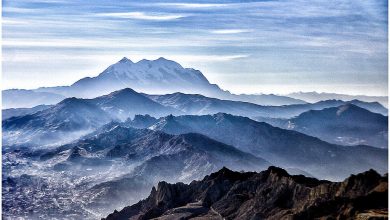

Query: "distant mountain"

xmin=2 ymin=105 xmax=52 ymax=120
xmin=4 ymin=57 xmax=306 ymax=108
xmin=267 ymin=99 xmax=387 ymax=117
xmin=3 ymin=87 xmax=388 ymax=149
xmin=256 ymin=104 xmax=388 ymax=148
xmin=2 ymin=98 xmax=111 ymax=147
xmin=91 ymin=88 xmax=180 ymax=121
xmin=130 ymin=113 xmax=387 ymax=180
xmin=2 ymin=89 xmax=65 ymax=109
xmin=2 ymin=88 xmax=179 ymax=147
xmin=40 ymin=57 xmax=219 ymax=98
xmin=147 ymin=93 xmax=388 ymax=117
xmin=104 ymin=166 xmax=388 ymax=220
xmin=42 ymin=124 xmax=269 ymax=177
xmin=288 ymin=91 xmax=388 ymax=107
xmin=146 ymin=92 xmax=272 ymax=117
xmin=348 ymin=99 xmax=388 ymax=115
xmin=226 ymin=92 xmax=306 ymax=106
xmin=39 ymin=125 xmax=270 ymax=216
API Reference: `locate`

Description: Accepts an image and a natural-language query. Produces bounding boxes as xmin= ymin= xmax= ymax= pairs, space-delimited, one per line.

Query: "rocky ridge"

xmin=104 ymin=166 xmax=388 ymax=220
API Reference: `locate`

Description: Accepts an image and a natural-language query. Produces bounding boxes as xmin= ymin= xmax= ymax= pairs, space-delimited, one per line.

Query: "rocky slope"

xmin=104 ymin=166 xmax=388 ymax=220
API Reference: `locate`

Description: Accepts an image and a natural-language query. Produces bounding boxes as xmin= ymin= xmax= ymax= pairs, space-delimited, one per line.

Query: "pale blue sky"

xmin=2 ymin=0 xmax=388 ymax=95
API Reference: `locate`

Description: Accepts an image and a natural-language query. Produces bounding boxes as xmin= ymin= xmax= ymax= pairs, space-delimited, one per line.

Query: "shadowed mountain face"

xmin=104 ymin=166 xmax=388 ymax=220
xmin=2 ymin=88 xmax=179 ymax=147
xmin=3 ymin=58 xmax=306 ymax=108
xmin=128 ymin=113 xmax=387 ymax=180
xmin=256 ymin=104 xmax=388 ymax=148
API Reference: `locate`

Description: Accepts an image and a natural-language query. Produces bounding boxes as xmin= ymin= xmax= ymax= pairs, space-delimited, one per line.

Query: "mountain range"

xmin=28 ymin=116 xmax=386 ymax=217
xmin=256 ymin=104 xmax=388 ymax=148
xmin=4 ymin=87 xmax=387 ymax=151
xmin=126 ymin=113 xmax=387 ymax=180
xmin=4 ymin=107 xmax=386 ymax=218
xmin=2 ymin=88 xmax=178 ymax=146
xmin=31 ymin=124 xmax=270 ymax=217
xmin=288 ymin=91 xmax=388 ymax=107
xmin=2 ymin=56 xmax=388 ymax=220
xmin=4 ymin=87 xmax=387 ymax=153
xmin=104 ymin=166 xmax=388 ymax=220
xmin=147 ymin=92 xmax=388 ymax=117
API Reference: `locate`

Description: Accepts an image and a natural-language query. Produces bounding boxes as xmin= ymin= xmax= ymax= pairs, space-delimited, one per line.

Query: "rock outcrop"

xmin=104 ymin=167 xmax=388 ymax=220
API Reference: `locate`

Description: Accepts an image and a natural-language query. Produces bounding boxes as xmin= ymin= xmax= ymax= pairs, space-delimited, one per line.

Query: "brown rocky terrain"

xmin=104 ymin=166 xmax=388 ymax=220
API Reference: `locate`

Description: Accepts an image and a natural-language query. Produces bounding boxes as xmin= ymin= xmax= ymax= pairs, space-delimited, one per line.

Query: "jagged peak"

xmin=164 ymin=114 xmax=175 ymax=120
xmin=132 ymin=114 xmax=155 ymax=120
xmin=264 ymin=166 xmax=331 ymax=187
xmin=266 ymin=166 xmax=290 ymax=177
xmin=68 ymin=146 xmax=88 ymax=160
xmin=206 ymin=166 xmax=254 ymax=182
xmin=103 ymin=166 xmax=387 ymax=220
xmin=118 ymin=57 xmax=133 ymax=64
xmin=344 ymin=169 xmax=381 ymax=182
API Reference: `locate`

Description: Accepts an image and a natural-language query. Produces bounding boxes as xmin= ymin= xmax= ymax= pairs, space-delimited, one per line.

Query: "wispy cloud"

xmin=12 ymin=0 xmax=68 ymax=3
xmin=3 ymin=6 xmax=40 ymax=13
xmin=156 ymin=3 xmax=229 ymax=9
xmin=2 ymin=18 xmax=30 ymax=25
xmin=170 ymin=54 xmax=250 ymax=63
xmin=211 ymin=29 xmax=253 ymax=34
xmin=97 ymin=12 xmax=188 ymax=21
xmin=2 ymin=0 xmax=388 ymax=96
